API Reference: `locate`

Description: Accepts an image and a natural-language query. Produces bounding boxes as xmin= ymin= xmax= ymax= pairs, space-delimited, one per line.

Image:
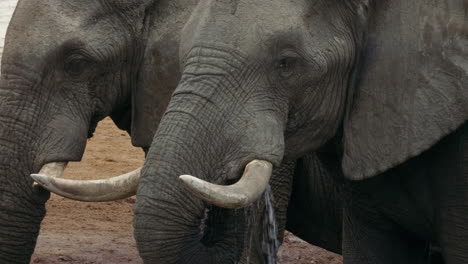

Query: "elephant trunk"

xmin=135 ymin=63 xmax=286 ymax=262
xmin=0 ymin=162 xmax=48 ymax=263
xmin=0 ymin=67 xmax=88 ymax=262
xmin=0 ymin=168 xmax=47 ymax=263
xmin=0 ymin=105 xmax=48 ymax=263
xmin=134 ymin=107 xmax=246 ymax=263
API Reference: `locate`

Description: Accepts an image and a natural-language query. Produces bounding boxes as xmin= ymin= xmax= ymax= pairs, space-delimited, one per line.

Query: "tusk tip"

xmin=179 ymin=174 xmax=195 ymax=182
xmin=179 ymin=174 xmax=202 ymax=188
xmin=178 ymin=174 xmax=215 ymax=198
xmin=30 ymin=174 xmax=51 ymax=187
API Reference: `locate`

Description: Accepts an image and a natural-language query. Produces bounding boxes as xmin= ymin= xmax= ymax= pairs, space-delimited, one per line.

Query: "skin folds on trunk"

xmin=0 ymin=157 xmax=47 ymax=263
xmin=135 ymin=139 xmax=294 ymax=263
xmin=0 ymin=77 xmax=40 ymax=262
xmin=135 ymin=62 xmax=288 ymax=262
xmin=0 ymin=63 xmax=89 ymax=262
xmin=135 ymin=108 xmax=247 ymax=263
xmin=0 ymin=109 xmax=48 ymax=263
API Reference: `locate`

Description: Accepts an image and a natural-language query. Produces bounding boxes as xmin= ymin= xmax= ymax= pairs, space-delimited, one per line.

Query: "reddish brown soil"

xmin=30 ymin=118 xmax=342 ymax=264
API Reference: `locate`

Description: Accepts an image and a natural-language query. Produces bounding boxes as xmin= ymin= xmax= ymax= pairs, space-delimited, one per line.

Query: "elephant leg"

xmin=431 ymin=124 xmax=468 ymax=264
xmin=342 ymin=192 xmax=428 ymax=264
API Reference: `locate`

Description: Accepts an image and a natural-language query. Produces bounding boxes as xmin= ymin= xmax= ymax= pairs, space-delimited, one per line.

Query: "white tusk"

xmin=179 ymin=160 xmax=272 ymax=209
xmin=31 ymin=167 xmax=141 ymax=202
xmin=32 ymin=162 xmax=68 ymax=187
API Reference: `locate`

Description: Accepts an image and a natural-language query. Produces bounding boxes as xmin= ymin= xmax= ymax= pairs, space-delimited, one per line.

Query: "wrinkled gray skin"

xmin=0 ymin=0 xmax=303 ymax=263
xmin=0 ymin=0 xmax=191 ymax=262
xmin=134 ymin=0 xmax=467 ymax=263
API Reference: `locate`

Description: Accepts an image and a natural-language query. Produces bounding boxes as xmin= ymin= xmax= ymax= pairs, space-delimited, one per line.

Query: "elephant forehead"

xmin=6 ymin=1 xmax=94 ymax=59
xmin=181 ymin=0 xmax=308 ymax=55
xmin=14 ymin=0 xmax=99 ymax=32
xmin=4 ymin=0 xmax=131 ymax=68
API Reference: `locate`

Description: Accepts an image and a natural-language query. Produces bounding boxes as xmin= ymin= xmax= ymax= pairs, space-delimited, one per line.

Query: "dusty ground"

xmin=30 ymin=118 xmax=342 ymax=264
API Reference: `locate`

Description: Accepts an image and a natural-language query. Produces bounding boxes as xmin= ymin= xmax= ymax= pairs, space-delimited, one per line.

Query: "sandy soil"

xmin=29 ymin=118 xmax=342 ymax=264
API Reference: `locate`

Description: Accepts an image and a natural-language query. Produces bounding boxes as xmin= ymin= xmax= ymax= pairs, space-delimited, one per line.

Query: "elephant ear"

xmin=342 ymin=0 xmax=468 ymax=180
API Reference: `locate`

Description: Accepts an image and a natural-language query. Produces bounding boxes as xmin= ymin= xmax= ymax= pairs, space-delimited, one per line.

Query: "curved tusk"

xmin=31 ymin=167 xmax=141 ymax=202
xmin=32 ymin=162 xmax=68 ymax=187
xmin=179 ymin=160 xmax=272 ymax=209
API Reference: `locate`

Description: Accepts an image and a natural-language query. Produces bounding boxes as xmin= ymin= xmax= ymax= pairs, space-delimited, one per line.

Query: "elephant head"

xmin=0 ymin=0 xmax=197 ymax=261
xmin=123 ymin=0 xmax=465 ymax=262
xmin=125 ymin=0 xmax=359 ymax=262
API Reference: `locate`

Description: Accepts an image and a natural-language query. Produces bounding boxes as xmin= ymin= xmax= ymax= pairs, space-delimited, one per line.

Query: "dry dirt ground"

xmin=30 ymin=118 xmax=342 ymax=264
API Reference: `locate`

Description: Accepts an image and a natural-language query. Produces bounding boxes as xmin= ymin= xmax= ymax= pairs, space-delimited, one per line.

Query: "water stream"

xmin=261 ymin=185 xmax=279 ymax=264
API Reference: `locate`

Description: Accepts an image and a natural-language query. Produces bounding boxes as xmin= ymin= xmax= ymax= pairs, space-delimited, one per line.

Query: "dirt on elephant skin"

xmin=29 ymin=119 xmax=342 ymax=264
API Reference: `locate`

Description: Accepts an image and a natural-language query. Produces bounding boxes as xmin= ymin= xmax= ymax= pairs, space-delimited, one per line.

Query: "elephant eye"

xmin=279 ymin=58 xmax=291 ymax=69
xmin=64 ymin=56 xmax=91 ymax=78
xmin=275 ymin=57 xmax=297 ymax=79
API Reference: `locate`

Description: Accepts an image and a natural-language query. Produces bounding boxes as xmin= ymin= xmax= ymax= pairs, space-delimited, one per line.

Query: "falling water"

xmin=261 ymin=185 xmax=279 ymax=264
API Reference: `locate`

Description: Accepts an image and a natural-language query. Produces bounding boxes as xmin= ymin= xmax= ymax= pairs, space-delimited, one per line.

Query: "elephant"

xmin=0 ymin=0 xmax=198 ymax=262
xmin=45 ymin=0 xmax=461 ymax=263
